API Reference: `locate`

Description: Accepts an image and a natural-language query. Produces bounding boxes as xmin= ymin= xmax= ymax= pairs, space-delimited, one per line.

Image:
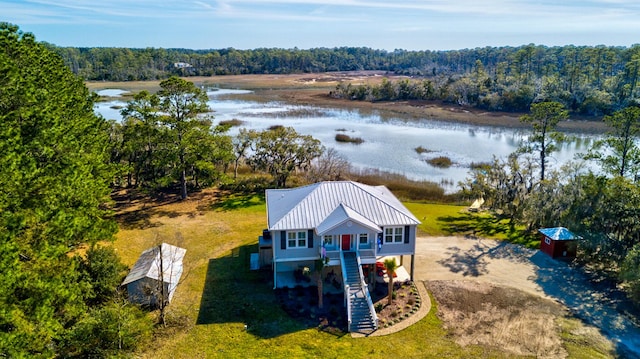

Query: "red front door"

xmin=341 ymin=234 xmax=351 ymax=251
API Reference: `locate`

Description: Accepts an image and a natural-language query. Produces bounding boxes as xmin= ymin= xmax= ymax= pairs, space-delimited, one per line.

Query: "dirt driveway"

xmin=413 ymin=236 xmax=640 ymax=358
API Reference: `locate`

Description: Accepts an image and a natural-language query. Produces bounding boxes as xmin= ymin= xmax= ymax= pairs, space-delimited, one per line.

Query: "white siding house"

xmin=265 ymin=181 xmax=420 ymax=288
xmin=265 ymin=181 xmax=421 ymax=332
xmin=121 ymin=243 xmax=186 ymax=307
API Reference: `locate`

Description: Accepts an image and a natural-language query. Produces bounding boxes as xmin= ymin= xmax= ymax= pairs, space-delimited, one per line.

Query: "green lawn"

xmin=405 ymin=202 xmax=539 ymax=248
xmin=112 ymin=194 xmax=596 ymax=358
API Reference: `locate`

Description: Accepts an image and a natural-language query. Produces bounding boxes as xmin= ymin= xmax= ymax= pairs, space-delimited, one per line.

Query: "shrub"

xmin=78 ymin=245 xmax=128 ymax=305
xmin=62 ymin=300 xmax=153 ymax=358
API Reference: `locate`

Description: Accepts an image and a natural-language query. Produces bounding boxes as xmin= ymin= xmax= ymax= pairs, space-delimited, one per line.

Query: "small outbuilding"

xmin=538 ymin=227 xmax=579 ymax=260
xmin=121 ymin=243 xmax=186 ymax=307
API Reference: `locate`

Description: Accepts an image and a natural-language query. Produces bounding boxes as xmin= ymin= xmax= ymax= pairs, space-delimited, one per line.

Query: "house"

xmin=173 ymin=62 xmax=192 ymax=69
xmin=539 ymin=227 xmax=579 ymax=259
xmin=264 ymin=181 xmax=421 ymax=332
xmin=121 ymin=243 xmax=186 ymax=307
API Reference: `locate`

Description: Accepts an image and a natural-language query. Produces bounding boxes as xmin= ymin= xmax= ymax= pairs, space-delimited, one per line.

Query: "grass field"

xmin=113 ymin=191 xmax=512 ymax=358
xmin=109 ymin=188 xmax=613 ymax=358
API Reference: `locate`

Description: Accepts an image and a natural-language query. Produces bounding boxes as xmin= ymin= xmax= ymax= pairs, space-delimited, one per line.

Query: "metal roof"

xmin=538 ymin=227 xmax=578 ymax=241
xmin=266 ymin=181 xmax=420 ymax=231
xmin=121 ymin=243 xmax=187 ymax=286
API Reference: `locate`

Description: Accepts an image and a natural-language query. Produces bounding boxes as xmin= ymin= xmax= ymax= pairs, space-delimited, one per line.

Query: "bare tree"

xmin=142 ymin=233 xmax=187 ymax=326
xmin=305 ymin=147 xmax=350 ymax=183
xmin=231 ymin=128 xmax=257 ymax=179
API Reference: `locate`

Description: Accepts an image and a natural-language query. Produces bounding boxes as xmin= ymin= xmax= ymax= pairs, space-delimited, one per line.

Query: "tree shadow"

xmin=112 ymin=188 xmax=215 ymax=229
xmin=530 ymin=252 xmax=640 ymax=358
xmin=437 ymin=240 xmax=533 ymax=277
xmin=197 ymin=243 xmax=311 ymax=339
xmin=206 ymin=190 xmax=265 ymax=212
xmin=436 ymin=212 xmax=535 ymax=247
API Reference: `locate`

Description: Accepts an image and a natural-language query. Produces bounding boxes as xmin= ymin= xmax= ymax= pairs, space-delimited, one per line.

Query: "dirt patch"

xmin=427 ymin=280 xmax=568 ymax=358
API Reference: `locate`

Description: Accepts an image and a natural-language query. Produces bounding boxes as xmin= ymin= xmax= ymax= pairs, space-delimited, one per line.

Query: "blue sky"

xmin=3 ymin=0 xmax=640 ymax=50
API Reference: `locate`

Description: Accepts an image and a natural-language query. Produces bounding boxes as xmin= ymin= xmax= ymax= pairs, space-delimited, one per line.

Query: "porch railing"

xmin=339 ymin=250 xmax=352 ymax=330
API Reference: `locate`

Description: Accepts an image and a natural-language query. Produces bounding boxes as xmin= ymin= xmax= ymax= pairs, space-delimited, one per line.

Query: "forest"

xmin=53 ymin=43 xmax=640 ymax=115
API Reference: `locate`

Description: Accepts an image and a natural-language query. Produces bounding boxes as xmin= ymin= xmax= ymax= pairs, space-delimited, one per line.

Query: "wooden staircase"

xmin=342 ymin=251 xmax=377 ymax=333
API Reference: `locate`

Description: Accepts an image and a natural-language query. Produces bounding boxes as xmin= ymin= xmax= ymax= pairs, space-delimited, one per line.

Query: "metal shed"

xmin=121 ymin=243 xmax=186 ymax=307
xmin=539 ymin=227 xmax=579 ymax=259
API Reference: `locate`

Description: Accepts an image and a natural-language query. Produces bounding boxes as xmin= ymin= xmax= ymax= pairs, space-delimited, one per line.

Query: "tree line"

xmin=109 ymin=79 xmax=326 ymax=199
xmin=331 ymin=48 xmax=640 ymax=115
xmin=52 ymin=44 xmax=640 ymax=115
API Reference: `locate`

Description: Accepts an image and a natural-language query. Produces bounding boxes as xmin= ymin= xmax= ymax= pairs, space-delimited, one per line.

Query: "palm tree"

xmin=383 ymin=258 xmax=398 ymax=306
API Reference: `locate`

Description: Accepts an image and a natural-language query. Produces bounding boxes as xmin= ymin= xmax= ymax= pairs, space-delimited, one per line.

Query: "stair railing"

xmin=355 ymin=250 xmax=378 ymax=330
xmin=339 ymin=250 xmax=352 ymax=331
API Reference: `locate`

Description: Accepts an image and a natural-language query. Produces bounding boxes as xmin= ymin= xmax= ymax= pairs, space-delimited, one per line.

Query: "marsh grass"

xmin=426 ymin=156 xmax=453 ymax=168
xmin=349 ymin=168 xmax=454 ymax=203
xmin=415 ymin=145 xmax=433 ymax=154
xmin=218 ymin=118 xmax=244 ymax=127
xmin=335 ymin=133 xmax=364 ymax=144
xmin=255 ymin=108 xmax=327 ymax=118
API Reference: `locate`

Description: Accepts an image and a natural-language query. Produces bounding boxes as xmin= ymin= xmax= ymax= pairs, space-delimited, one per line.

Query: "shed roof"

xmin=266 ymin=181 xmax=420 ymax=231
xmin=538 ymin=227 xmax=578 ymax=241
xmin=121 ymin=243 xmax=186 ymax=286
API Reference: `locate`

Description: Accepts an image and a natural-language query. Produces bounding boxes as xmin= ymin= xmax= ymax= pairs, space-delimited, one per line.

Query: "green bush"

xmin=62 ymin=300 xmax=153 ymax=358
xmin=621 ymin=245 xmax=640 ymax=305
xmin=78 ymin=245 xmax=128 ymax=305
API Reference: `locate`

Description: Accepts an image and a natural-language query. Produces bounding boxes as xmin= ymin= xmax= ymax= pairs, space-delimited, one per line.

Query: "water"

xmin=95 ymin=89 xmax=599 ymax=191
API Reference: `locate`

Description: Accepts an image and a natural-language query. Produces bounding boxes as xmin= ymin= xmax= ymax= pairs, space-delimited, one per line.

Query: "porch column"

xmin=273 ymin=261 xmax=277 ymax=289
xmin=410 ymin=254 xmax=415 ymax=281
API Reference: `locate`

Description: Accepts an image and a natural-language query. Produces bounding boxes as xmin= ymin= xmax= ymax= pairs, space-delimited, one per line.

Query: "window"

xmin=287 ymin=231 xmax=307 ymax=248
xmin=384 ymin=227 xmax=403 ymax=243
xmin=545 ymin=237 xmax=551 ymax=245
xmin=359 ymin=233 xmax=368 ymax=245
xmin=323 ymin=235 xmax=334 ymax=246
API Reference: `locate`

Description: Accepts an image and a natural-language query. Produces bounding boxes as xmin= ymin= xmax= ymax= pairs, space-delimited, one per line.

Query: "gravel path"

xmin=413 ymin=236 xmax=640 ymax=358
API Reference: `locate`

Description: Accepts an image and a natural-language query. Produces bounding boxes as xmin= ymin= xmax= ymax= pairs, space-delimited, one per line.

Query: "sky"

xmin=2 ymin=0 xmax=640 ymax=51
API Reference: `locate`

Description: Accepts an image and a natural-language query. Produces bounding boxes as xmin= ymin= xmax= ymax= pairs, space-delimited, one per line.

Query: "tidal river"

xmin=95 ymin=88 xmax=599 ymax=192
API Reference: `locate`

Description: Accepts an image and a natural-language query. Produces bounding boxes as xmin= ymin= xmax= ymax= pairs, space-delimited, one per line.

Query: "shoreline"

xmin=88 ymin=73 xmax=609 ymax=134
xmin=266 ymin=89 xmax=609 ymax=134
